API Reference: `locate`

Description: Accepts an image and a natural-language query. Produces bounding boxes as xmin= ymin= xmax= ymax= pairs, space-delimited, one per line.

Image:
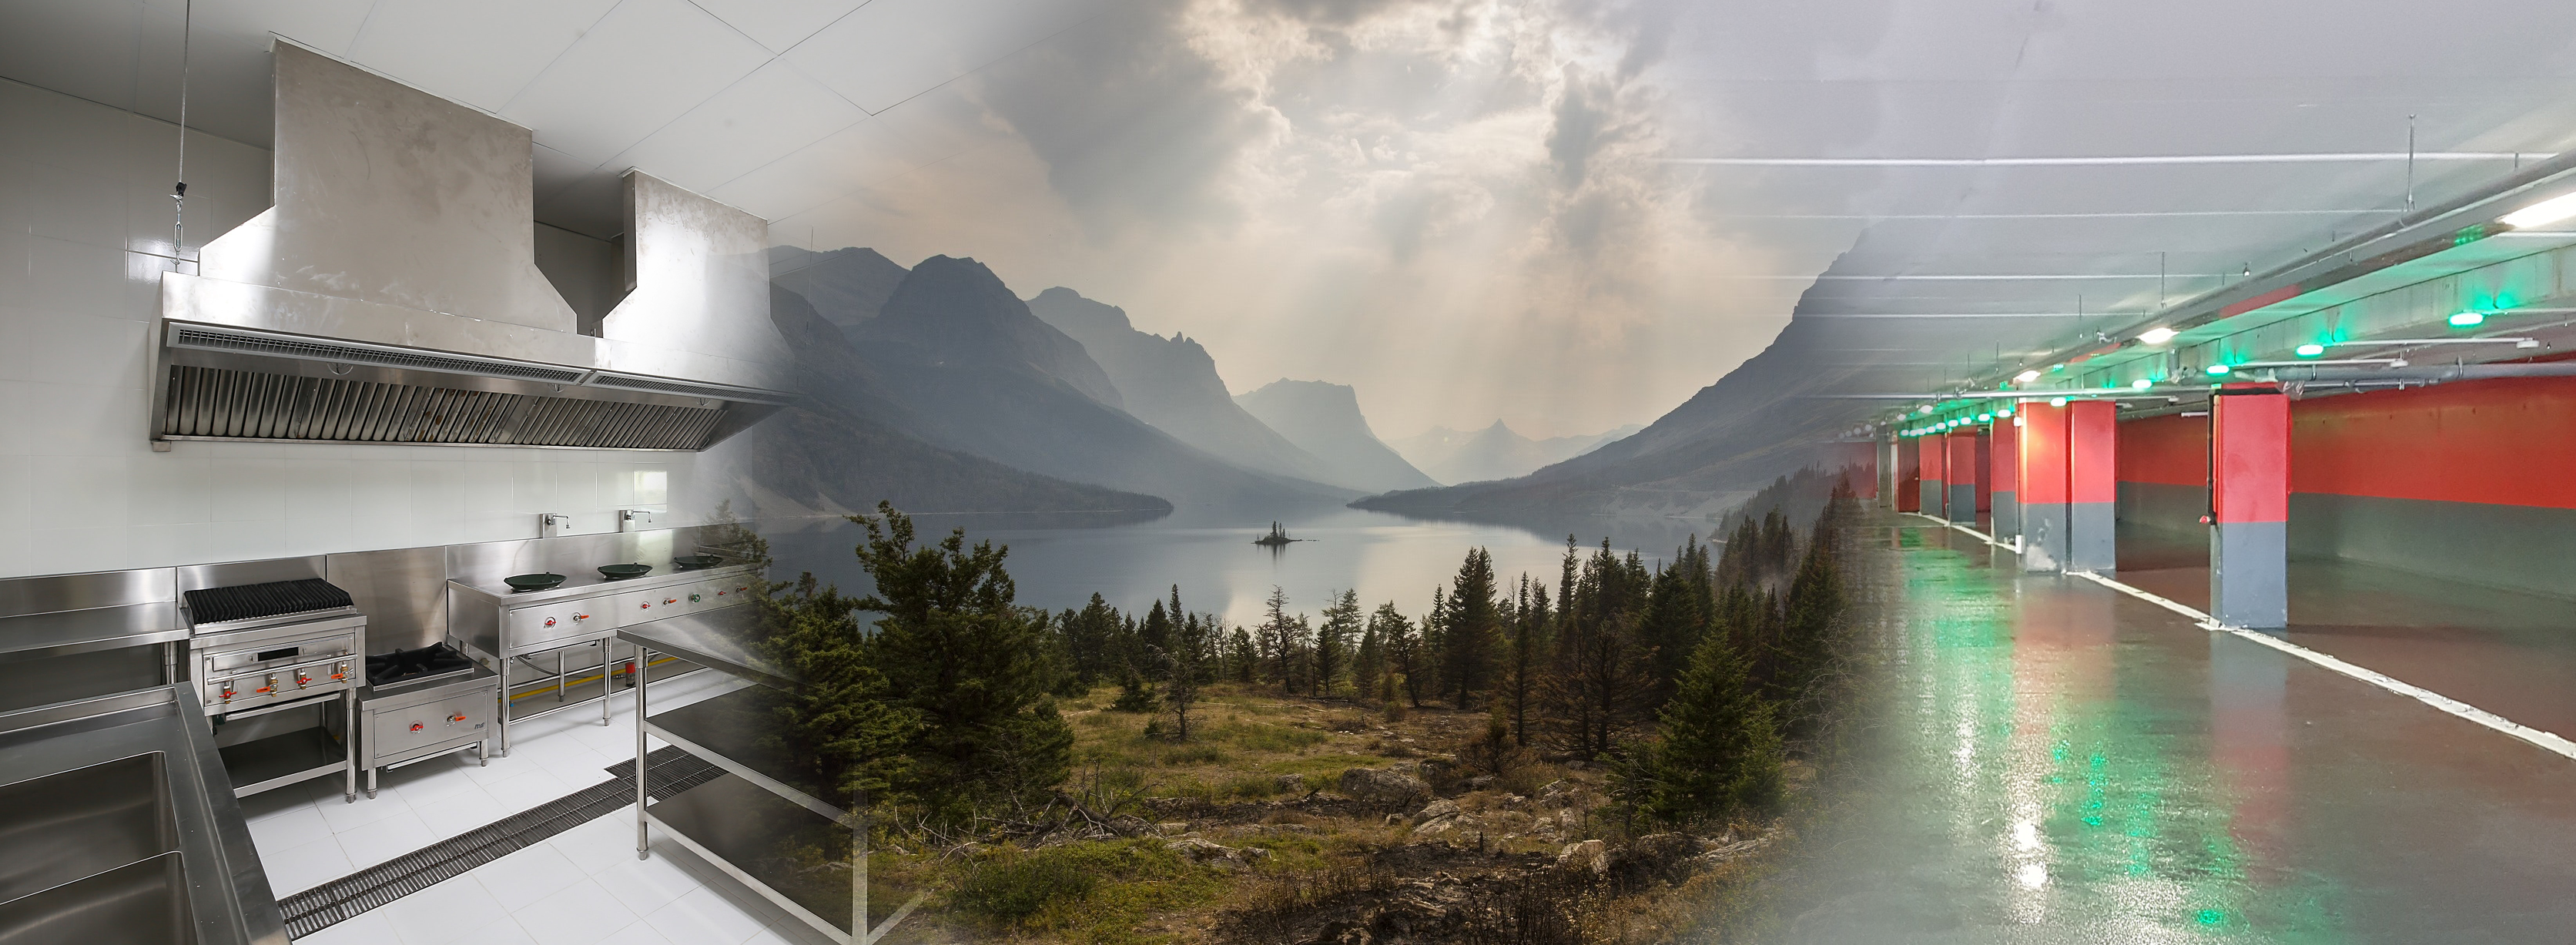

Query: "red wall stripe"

xmin=1921 ymin=434 xmax=1948 ymax=480
xmin=2291 ymin=375 xmax=2576 ymax=509
xmin=2018 ymin=403 xmax=2070 ymax=504
xmin=2118 ymin=413 xmax=2208 ymax=487
xmin=1947 ymin=432 xmax=1979 ymax=486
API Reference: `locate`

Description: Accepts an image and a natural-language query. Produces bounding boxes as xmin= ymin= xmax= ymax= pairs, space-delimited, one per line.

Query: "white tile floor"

xmin=241 ymin=670 xmax=838 ymax=944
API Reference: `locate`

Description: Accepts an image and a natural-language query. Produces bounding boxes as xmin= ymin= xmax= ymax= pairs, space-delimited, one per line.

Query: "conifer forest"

xmin=743 ymin=473 xmax=1868 ymax=944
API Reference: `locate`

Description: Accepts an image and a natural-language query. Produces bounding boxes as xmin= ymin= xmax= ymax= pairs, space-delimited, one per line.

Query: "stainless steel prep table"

xmin=620 ymin=607 xmax=921 ymax=944
xmin=449 ymin=563 xmax=755 ymax=753
xmin=0 ymin=685 xmax=290 ymax=945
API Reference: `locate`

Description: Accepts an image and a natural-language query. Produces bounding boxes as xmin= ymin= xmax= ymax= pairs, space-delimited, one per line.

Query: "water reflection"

xmin=755 ymin=503 xmax=1723 ymax=625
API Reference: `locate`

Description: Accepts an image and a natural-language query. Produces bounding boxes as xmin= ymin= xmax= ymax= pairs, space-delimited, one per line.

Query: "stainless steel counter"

xmin=0 ymin=685 xmax=289 ymax=945
xmin=0 ymin=601 xmax=186 ymax=662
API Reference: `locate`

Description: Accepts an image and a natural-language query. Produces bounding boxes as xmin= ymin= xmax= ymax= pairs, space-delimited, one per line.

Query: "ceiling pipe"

xmin=2266 ymin=361 xmax=2576 ymax=383
xmin=1999 ymin=148 xmax=2576 ymax=380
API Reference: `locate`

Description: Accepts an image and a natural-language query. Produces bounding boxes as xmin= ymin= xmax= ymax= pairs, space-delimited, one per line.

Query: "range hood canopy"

xmin=155 ymin=43 xmax=793 ymax=451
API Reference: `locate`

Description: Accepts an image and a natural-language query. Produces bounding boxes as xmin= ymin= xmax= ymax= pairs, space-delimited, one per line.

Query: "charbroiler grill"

xmin=183 ymin=577 xmax=364 ymax=803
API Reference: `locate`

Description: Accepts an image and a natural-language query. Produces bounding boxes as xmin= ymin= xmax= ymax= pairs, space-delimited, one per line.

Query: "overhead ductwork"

xmin=154 ymin=43 xmax=793 ymax=451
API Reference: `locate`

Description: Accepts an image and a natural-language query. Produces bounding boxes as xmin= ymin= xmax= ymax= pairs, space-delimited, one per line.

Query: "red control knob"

xmin=573 ymin=613 xmax=590 ymax=622
xmin=296 ymin=672 xmax=312 ymax=686
xmin=449 ymin=714 xmax=467 ymax=723
xmin=544 ymin=617 xmax=558 ymax=627
xmin=639 ymin=602 xmax=651 ymax=609
xmin=219 ymin=685 xmax=235 ymax=700
xmin=410 ymin=722 xmax=424 ymax=732
xmin=662 ymin=598 xmax=678 ymax=605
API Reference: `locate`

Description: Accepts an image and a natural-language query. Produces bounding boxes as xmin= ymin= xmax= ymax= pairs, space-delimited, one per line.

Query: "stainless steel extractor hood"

xmin=154 ymin=44 xmax=793 ymax=451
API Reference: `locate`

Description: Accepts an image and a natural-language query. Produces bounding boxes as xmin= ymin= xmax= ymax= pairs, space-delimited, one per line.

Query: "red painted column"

xmin=2067 ymin=400 xmax=2119 ymax=571
xmin=1991 ymin=415 xmax=2020 ymax=538
xmin=2211 ymin=384 xmax=2290 ymax=628
xmin=1918 ymin=433 xmax=1948 ymax=518
xmin=1945 ymin=431 xmax=1979 ymax=524
xmin=2018 ymin=401 xmax=2070 ymax=571
xmin=1894 ymin=437 xmax=1920 ymax=512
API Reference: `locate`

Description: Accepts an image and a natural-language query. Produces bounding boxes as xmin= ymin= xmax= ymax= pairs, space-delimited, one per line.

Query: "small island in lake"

xmin=1252 ymin=521 xmax=1306 ymax=546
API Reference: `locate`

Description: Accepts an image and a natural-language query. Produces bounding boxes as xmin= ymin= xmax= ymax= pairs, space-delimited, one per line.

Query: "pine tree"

xmin=1442 ymin=548 xmax=1500 ymax=709
xmin=1164 ymin=612 xmax=1213 ymax=739
xmin=1623 ymin=632 xmax=1781 ymax=825
xmin=1315 ymin=590 xmax=1361 ymax=698
xmin=1352 ymin=619 xmax=1385 ymax=705
xmin=1638 ymin=538 xmax=1712 ymax=707
xmin=1139 ymin=598 xmax=1173 ymax=662
xmin=1500 ymin=575 xmax=1549 ymax=746
xmin=1258 ymin=586 xmax=1295 ymax=693
xmin=849 ymin=502 xmax=1073 ymax=813
xmin=1375 ymin=602 xmax=1424 ymax=707
xmin=1228 ymin=626 xmax=1258 ymax=682
xmin=759 ymin=573 xmax=922 ymax=802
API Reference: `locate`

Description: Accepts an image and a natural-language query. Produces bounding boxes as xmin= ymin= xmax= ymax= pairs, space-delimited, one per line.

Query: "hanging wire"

xmin=172 ymin=0 xmax=192 ymax=268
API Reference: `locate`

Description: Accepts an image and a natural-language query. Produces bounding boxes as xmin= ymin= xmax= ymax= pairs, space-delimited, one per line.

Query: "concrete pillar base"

xmin=1948 ymin=483 xmax=1977 ymax=524
xmin=2212 ymin=521 xmax=2289 ymax=628
xmin=1992 ymin=491 xmax=2019 ymax=541
xmin=2021 ymin=502 xmax=2065 ymax=572
xmin=2069 ymin=501 xmax=2116 ymax=571
xmin=1921 ymin=479 xmax=1945 ymax=519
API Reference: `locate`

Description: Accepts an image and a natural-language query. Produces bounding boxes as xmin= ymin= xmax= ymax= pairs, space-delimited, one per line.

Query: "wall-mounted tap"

xmin=618 ymin=508 xmax=658 ymax=533
xmin=538 ymin=513 xmax=573 ymax=538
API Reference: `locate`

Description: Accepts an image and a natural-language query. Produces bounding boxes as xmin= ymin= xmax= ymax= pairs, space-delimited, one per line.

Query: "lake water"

xmin=757 ymin=504 xmax=1723 ymax=628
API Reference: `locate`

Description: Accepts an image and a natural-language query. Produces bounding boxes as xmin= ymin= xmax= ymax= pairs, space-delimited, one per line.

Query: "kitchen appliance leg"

xmin=343 ymin=689 xmax=358 ymax=803
xmin=556 ymin=651 xmax=568 ymax=702
xmin=601 ymin=642 xmax=614 ymax=726
xmin=367 ymin=766 xmax=377 ymax=799
xmin=477 ymin=739 xmax=488 ymax=767
xmin=635 ymin=645 xmax=650 ymax=861
xmin=497 ymin=677 xmax=512 ymax=758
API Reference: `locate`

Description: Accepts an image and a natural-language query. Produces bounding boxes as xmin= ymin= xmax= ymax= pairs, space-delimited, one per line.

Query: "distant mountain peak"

xmin=1235 ymin=379 xmax=1437 ymax=494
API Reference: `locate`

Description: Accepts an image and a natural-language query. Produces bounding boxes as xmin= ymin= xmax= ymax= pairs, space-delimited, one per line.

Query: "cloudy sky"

xmin=765 ymin=0 xmax=2576 ymax=441
xmin=773 ymin=0 xmax=1847 ymax=441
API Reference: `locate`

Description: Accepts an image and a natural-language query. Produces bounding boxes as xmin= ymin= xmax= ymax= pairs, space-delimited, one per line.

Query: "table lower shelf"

xmin=218 ymin=726 xmax=347 ymax=797
xmin=647 ymin=772 xmax=858 ymax=943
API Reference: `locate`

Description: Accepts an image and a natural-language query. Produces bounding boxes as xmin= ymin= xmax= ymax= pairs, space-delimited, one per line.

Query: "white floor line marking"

xmin=1889 ymin=508 xmax=2576 ymax=762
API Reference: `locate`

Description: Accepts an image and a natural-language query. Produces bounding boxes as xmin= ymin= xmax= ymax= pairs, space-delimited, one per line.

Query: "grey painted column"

xmin=2212 ymin=521 xmax=2289 ymax=628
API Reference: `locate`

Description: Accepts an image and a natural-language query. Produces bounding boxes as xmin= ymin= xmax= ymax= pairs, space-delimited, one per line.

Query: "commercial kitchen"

xmin=0 ymin=32 xmax=883 ymax=945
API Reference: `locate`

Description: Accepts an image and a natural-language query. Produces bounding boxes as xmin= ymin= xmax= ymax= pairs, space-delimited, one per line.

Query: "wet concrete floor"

xmin=1777 ymin=514 xmax=2576 ymax=943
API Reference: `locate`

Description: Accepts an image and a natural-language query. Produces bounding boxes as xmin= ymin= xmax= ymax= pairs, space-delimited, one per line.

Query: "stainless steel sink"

xmin=0 ymin=752 xmax=180 ymax=904
xmin=0 ymin=852 xmax=196 ymax=944
xmin=0 ymin=687 xmax=289 ymax=945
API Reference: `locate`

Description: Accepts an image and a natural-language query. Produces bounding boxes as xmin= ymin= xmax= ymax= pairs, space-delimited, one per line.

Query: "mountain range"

xmin=1389 ymin=421 xmax=1643 ymax=485
xmin=1026 ymin=287 xmax=1345 ymax=488
xmin=748 ymin=247 xmax=1379 ymax=514
xmin=1234 ymin=380 xmax=1440 ymax=494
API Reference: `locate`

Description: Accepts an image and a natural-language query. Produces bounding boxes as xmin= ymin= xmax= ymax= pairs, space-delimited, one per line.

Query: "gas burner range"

xmin=366 ymin=642 xmax=475 ymax=689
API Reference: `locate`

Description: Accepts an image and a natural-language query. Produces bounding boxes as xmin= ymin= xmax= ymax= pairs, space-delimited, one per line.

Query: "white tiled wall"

xmin=0 ymin=77 xmax=735 ymax=578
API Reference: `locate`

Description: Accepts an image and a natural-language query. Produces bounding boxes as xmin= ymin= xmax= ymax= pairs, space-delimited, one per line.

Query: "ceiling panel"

xmin=786 ymin=0 xmax=1104 ymax=113
xmin=0 ymin=0 xmax=144 ymax=113
xmin=605 ymin=59 xmax=866 ymax=198
xmin=180 ymin=0 xmax=370 ymax=56
xmin=344 ymin=0 xmax=618 ymax=113
xmin=706 ymin=115 xmax=912 ymax=221
xmin=498 ymin=0 xmax=772 ymax=166
xmin=687 ymin=0 xmax=871 ymax=55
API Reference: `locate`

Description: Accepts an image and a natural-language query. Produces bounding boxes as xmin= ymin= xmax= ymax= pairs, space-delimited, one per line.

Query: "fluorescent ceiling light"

xmin=2449 ymin=310 xmax=2487 ymax=327
xmin=2015 ymin=369 xmax=2042 ymax=383
xmin=2295 ymin=343 xmax=2326 ymax=357
xmin=2501 ymin=193 xmax=2576 ymax=228
xmin=2130 ymin=378 xmax=2152 ymax=390
xmin=2139 ymin=327 xmax=2179 ymax=344
xmin=2206 ymin=364 xmax=2233 ymax=375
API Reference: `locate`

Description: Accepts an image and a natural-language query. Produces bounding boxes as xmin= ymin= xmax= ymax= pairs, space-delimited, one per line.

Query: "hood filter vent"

xmin=169 ymin=325 xmax=591 ymax=384
xmin=161 ymin=366 xmax=724 ymax=450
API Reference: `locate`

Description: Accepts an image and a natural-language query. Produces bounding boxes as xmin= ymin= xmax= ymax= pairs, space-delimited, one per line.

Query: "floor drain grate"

xmin=276 ymin=747 xmax=720 ymax=940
